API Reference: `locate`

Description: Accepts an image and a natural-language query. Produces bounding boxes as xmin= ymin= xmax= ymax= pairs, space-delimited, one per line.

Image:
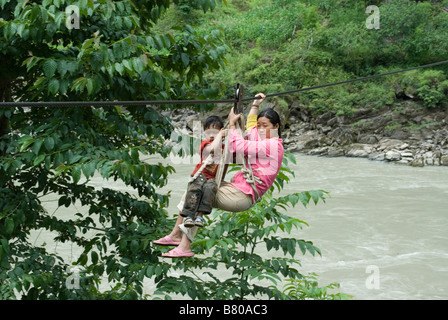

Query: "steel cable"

xmin=1 ymin=59 xmax=448 ymax=108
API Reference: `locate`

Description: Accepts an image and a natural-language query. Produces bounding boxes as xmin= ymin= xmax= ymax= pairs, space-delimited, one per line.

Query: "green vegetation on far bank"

xmin=156 ymin=0 xmax=448 ymax=116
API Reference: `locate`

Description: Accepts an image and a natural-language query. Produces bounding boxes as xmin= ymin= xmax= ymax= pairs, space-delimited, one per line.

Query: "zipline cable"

xmin=0 ymin=98 xmax=236 ymax=108
xmin=243 ymin=59 xmax=448 ymax=102
xmin=1 ymin=59 xmax=448 ymax=108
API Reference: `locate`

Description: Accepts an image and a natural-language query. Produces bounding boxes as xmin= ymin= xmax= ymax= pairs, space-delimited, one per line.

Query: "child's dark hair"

xmin=258 ymin=108 xmax=282 ymax=138
xmin=204 ymin=115 xmax=224 ymax=130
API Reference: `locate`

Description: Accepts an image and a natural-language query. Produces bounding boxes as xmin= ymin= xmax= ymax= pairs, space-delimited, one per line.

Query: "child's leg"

xmin=193 ymin=178 xmax=216 ymax=228
xmin=197 ymin=178 xmax=216 ymax=214
xmin=181 ymin=176 xmax=206 ymax=222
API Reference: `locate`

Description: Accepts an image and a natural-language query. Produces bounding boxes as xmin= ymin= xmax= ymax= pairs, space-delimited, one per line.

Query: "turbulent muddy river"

xmin=34 ymin=153 xmax=448 ymax=300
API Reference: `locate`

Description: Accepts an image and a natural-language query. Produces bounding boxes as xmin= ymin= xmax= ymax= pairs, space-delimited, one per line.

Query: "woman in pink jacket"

xmin=156 ymin=93 xmax=284 ymax=258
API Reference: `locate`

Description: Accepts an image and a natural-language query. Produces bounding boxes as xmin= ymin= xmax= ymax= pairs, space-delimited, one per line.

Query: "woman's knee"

xmin=214 ymin=184 xmax=253 ymax=212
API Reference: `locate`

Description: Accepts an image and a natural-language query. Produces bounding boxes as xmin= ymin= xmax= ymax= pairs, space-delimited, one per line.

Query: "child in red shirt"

xmin=180 ymin=115 xmax=225 ymax=228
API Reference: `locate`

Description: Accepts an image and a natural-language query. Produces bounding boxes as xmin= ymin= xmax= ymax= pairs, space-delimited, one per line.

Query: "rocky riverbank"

xmin=283 ymin=102 xmax=448 ymax=167
xmin=162 ymin=101 xmax=448 ymax=167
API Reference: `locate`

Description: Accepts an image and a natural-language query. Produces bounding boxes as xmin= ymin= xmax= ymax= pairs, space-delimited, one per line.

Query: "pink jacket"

xmin=228 ymin=126 xmax=284 ymax=203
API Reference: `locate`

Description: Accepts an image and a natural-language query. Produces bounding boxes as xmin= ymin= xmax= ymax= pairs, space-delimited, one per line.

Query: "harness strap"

xmin=189 ymin=153 xmax=214 ymax=183
xmin=242 ymin=156 xmax=262 ymax=204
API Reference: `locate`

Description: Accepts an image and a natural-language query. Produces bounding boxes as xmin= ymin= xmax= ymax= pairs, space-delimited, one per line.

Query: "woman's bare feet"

xmin=154 ymin=214 xmax=183 ymax=246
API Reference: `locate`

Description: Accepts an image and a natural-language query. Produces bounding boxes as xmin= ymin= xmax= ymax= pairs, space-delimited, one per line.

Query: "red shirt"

xmin=191 ymin=140 xmax=220 ymax=179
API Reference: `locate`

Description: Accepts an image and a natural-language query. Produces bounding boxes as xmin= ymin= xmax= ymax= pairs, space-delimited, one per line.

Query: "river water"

xmin=34 ymin=153 xmax=448 ymax=300
xmin=279 ymin=154 xmax=448 ymax=300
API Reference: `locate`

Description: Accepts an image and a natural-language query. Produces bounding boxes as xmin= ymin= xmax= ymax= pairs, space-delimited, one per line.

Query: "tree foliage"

xmin=0 ymin=0 xmax=229 ymax=299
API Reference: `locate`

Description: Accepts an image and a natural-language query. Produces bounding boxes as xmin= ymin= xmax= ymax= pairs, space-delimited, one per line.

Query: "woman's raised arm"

xmin=248 ymin=93 xmax=266 ymax=117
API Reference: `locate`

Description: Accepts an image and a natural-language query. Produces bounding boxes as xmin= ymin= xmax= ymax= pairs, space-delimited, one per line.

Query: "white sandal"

xmin=195 ymin=216 xmax=204 ymax=227
xmin=183 ymin=217 xmax=195 ymax=228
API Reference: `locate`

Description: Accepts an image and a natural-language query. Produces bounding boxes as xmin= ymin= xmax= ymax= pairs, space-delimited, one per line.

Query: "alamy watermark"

xmin=168 ymin=121 xmax=281 ymax=175
xmin=65 ymin=5 xmax=80 ymax=30
xmin=365 ymin=265 xmax=380 ymax=289
xmin=63 ymin=4 xmax=380 ymax=31
xmin=65 ymin=266 xmax=83 ymax=290
xmin=64 ymin=4 xmax=379 ymax=31
xmin=366 ymin=5 xmax=380 ymax=30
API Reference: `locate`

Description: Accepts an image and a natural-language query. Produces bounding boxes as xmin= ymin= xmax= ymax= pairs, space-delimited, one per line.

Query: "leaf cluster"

xmin=0 ymin=105 xmax=177 ymax=299
xmin=1 ymin=0 xmax=230 ymax=103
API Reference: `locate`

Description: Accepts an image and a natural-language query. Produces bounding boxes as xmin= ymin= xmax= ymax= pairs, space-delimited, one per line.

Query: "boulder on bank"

xmin=385 ymin=150 xmax=401 ymax=161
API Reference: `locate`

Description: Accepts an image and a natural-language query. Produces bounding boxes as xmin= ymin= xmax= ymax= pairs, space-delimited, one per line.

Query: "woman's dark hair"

xmin=204 ymin=115 xmax=224 ymax=130
xmin=258 ymin=108 xmax=282 ymax=138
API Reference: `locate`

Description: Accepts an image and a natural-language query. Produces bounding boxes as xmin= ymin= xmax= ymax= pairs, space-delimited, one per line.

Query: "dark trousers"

xmin=180 ymin=173 xmax=217 ymax=220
